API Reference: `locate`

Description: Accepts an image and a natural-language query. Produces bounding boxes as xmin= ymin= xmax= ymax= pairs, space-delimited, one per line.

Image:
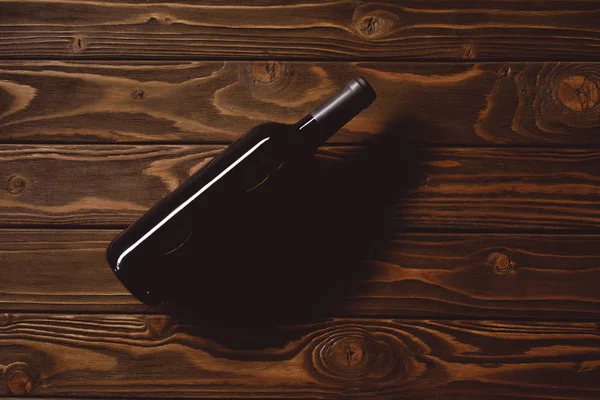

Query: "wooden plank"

xmin=1 ymin=230 xmax=599 ymax=319
xmin=0 ymin=145 xmax=599 ymax=230
xmin=1 ymin=315 xmax=599 ymax=398
xmin=1 ymin=61 xmax=600 ymax=145
xmin=1 ymin=0 xmax=600 ymax=60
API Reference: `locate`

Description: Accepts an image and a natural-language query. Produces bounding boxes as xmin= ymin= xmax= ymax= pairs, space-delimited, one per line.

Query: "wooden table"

xmin=1 ymin=1 xmax=600 ymax=398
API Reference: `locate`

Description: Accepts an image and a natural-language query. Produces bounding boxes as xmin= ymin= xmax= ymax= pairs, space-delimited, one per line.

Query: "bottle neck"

xmin=292 ymin=77 xmax=376 ymax=153
xmin=290 ymin=115 xmax=320 ymax=154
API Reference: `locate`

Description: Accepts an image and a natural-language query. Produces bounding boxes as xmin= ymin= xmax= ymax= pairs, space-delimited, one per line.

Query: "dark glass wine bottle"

xmin=106 ymin=77 xmax=376 ymax=305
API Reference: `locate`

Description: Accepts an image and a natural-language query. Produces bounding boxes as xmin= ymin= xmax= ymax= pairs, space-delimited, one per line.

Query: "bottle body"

xmin=106 ymin=123 xmax=291 ymax=304
xmin=107 ymin=77 xmax=376 ymax=305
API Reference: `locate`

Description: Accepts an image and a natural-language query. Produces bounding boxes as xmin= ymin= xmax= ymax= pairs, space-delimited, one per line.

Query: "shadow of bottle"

xmin=161 ymin=118 xmax=427 ymax=347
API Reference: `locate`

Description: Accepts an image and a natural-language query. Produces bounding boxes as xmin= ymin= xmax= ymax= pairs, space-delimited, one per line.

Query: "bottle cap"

xmin=308 ymin=76 xmax=376 ymax=136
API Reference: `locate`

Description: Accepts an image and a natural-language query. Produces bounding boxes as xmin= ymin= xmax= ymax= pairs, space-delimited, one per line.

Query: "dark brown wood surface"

xmin=0 ymin=145 xmax=598 ymax=231
xmin=1 ymin=61 xmax=599 ymax=145
xmin=1 ymin=1 xmax=599 ymax=398
xmin=2 ymin=230 xmax=600 ymax=319
xmin=2 ymin=0 xmax=600 ymax=60
xmin=1 ymin=315 xmax=600 ymax=398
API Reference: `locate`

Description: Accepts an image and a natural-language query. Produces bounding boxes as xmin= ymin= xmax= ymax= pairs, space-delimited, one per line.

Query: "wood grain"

xmin=2 ymin=229 xmax=599 ymax=319
xmin=1 ymin=1 xmax=596 ymax=398
xmin=1 ymin=0 xmax=600 ymax=60
xmin=0 ymin=145 xmax=598 ymax=230
xmin=1 ymin=315 xmax=599 ymax=398
xmin=1 ymin=61 xmax=600 ymax=145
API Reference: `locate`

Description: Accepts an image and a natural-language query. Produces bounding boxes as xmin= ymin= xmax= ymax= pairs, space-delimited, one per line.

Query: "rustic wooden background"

xmin=1 ymin=0 xmax=600 ymax=398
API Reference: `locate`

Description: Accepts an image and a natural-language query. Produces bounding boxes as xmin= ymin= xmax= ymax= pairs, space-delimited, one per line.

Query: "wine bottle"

xmin=106 ymin=76 xmax=376 ymax=305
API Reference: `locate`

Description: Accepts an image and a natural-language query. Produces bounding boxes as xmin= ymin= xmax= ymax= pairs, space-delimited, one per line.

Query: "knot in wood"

xmin=310 ymin=326 xmax=403 ymax=384
xmin=7 ymin=176 xmax=26 ymax=194
xmin=487 ymin=252 xmax=517 ymax=276
xmin=497 ymin=66 xmax=511 ymax=77
xmin=252 ymin=61 xmax=283 ymax=83
xmin=239 ymin=62 xmax=292 ymax=94
xmin=463 ymin=45 xmax=476 ymax=60
xmin=7 ymin=370 xmax=32 ymax=395
xmin=71 ymin=36 xmax=84 ymax=52
xmin=558 ymin=75 xmax=599 ymax=112
xmin=2 ymin=363 xmax=35 ymax=396
xmin=146 ymin=315 xmax=170 ymax=335
xmin=535 ymin=65 xmax=600 ymax=131
xmin=0 ymin=313 xmax=12 ymax=326
xmin=147 ymin=16 xmax=172 ymax=24
xmin=330 ymin=339 xmax=365 ymax=368
xmin=352 ymin=9 xmax=399 ymax=40
xmin=131 ymin=90 xmax=146 ymax=100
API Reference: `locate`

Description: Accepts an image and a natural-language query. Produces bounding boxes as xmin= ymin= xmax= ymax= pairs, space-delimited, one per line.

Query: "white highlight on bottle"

xmin=311 ymin=84 xmax=356 ymax=122
xmin=299 ymin=118 xmax=314 ymax=131
xmin=115 ymin=137 xmax=271 ymax=270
